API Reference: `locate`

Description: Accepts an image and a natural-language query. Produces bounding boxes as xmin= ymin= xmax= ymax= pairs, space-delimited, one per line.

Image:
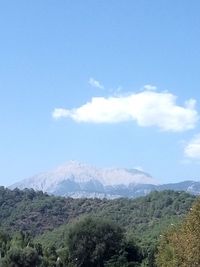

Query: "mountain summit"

xmin=9 ymin=161 xmax=157 ymax=198
xmin=10 ymin=161 xmax=200 ymax=198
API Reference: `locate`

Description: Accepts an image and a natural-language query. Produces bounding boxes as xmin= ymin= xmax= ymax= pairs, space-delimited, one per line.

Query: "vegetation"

xmin=0 ymin=217 xmax=143 ymax=267
xmin=0 ymin=186 xmax=197 ymax=266
xmin=156 ymin=197 xmax=200 ymax=266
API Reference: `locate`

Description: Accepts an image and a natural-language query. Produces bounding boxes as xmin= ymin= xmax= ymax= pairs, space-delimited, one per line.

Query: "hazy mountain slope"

xmin=9 ymin=161 xmax=157 ymax=197
xmin=9 ymin=161 xmax=200 ymax=198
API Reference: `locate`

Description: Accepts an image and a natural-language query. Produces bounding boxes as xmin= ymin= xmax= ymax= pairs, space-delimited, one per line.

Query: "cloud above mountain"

xmin=52 ymin=89 xmax=198 ymax=132
xmin=89 ymin=77 xmax=104 ymax=89
xmin=184 ymin=134 xmax=200 ymax=160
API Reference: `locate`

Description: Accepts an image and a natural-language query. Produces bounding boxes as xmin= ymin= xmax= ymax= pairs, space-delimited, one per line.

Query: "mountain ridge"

xmin=9 ymin=161 xmax=200 ymax=198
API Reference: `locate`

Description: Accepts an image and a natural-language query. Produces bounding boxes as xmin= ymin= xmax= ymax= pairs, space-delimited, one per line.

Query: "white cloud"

xmin=134 ymin=166 xmax=144 ymax=171
xmin=53 ymin=108 xmax=70 ymax=119
xmin=143 ymin=84 xmax=157 ymax=91
xmin=52 ymin=89 xmax=198 ymax=132
xmin=184 ymin=135 xmax=200 ymax=160
xmin=89 ymin=77 xmax=104 ymax=89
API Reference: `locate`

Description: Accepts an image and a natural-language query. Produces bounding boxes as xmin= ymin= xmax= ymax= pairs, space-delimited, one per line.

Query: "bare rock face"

xmin=9 ymin=161 xmax=200 ymax=199
xmin=9 ymin=161 xmax=157 ymax=198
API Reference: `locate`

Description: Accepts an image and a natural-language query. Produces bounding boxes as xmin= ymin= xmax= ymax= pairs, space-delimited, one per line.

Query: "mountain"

xmin=9 ymin=161 xmax=200 ymax=198
xmin=10 ymin=161 xmax=157 ymax=198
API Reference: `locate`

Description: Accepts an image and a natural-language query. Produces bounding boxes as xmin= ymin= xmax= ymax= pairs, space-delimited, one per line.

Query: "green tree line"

xmin=0 ymin=187 xmax=197 ymax=266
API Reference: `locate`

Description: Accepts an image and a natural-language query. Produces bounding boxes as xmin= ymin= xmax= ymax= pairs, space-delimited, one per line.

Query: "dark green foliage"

xmin=64 ymin=216 xmax=143 ymax=267
xmin=67 ymin=217 xmax=124 ymax=267
xmin=0 ymin=187 xmax=194 ymax=238
xmin=0 ymin=187 xmax=196 ymax=266
xmin=0 ymin=247 xmax=41 ymax=267
xmin=0 ymin=230 xmax=10 ymax=259
xmin=34 ymin=189 xmax=195 ymax=266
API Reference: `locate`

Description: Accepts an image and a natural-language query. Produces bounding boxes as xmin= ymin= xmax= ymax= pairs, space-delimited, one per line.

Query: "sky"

xmin=1 ymin=0 xmax=200 ymax=186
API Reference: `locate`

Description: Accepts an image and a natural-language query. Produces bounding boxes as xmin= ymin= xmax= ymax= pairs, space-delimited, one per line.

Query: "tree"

xmin=67 ymin=216 xmax=124 ymax=267
xmin=0 ymin=230 xmax=10 ymax=259
xmin=155 ymin=230 xmax=178 ymax=267
xmin=156 ymin=198 xmax=200 ymax=267
xmin=0 ymin=247 xmax=40 ymax=267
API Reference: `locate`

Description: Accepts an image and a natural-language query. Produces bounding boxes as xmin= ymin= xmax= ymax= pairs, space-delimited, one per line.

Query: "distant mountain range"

xmin=9 ymin=161 xmax=200 ymax=199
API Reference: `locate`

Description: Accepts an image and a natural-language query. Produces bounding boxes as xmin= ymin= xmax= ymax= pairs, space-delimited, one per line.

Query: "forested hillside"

xmin=0 ymin=187 xmax=195 ymax=236
xmin=0 ymin=187 xmax=196 ymax=266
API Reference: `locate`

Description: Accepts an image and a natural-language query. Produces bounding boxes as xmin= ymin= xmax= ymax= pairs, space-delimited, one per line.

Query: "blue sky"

xmin=1 ymin=0 xmax=200 ymax=186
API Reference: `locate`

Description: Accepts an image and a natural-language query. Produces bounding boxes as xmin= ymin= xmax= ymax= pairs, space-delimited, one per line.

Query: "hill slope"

xmin=0 ymin=186 xmax=195 ymax=239
xmin=0 ymin=187 xmax=197 ymax=267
